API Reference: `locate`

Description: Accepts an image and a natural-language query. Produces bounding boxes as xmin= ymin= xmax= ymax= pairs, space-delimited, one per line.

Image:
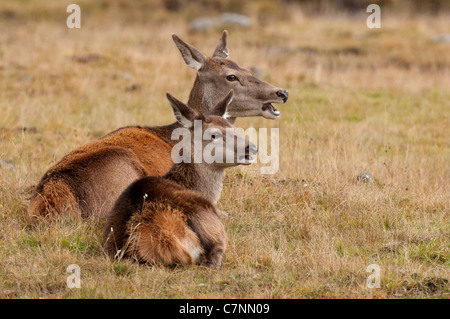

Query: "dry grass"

xmin=0 ymin=0 xmax=449 ymax=298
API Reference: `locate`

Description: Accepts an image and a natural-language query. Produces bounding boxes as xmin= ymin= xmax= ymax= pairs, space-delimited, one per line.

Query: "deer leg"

xmin=189 ymin=210 xmax=227 ymax=269
xmin=204 ymin=246 xmax=225 ymax=270
xmin=203 ymin=230 xmax=226 ymax=270
xmin=216 ymin=209 xmax=228 ymax=220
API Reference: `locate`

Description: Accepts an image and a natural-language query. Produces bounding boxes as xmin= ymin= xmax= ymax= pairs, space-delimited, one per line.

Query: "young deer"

xmin=103 ymin=91 xmax=257 ymax=269
xmin=28 ymin=30 xmax=287 ymax=221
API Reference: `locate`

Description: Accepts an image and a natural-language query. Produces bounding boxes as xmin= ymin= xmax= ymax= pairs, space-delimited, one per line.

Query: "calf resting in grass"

xmin=103 ymin=91 xmax=258 ymax=269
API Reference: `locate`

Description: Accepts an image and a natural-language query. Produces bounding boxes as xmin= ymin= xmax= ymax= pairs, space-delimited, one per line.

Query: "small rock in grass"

xmin=72 ymin=54 xmax=101 ymax=64
xmin=190 ymin=13 xmax=251 ymax=33
xmin=357 ymin=172 xmax=373 ymax=184
xmin=432 ymin=34 xmax=450 ymax=43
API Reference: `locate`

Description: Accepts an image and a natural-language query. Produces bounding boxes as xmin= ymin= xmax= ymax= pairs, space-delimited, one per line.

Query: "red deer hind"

xmin=28 ymin=30 xmax=288 ymax=221
xmin=103 ymin=91 xmax=258 ymax=269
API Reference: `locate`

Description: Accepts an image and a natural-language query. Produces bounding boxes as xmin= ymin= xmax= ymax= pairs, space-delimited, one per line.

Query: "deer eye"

xmin=226 ymin=75 xmax=237 ymax=81
xmin=211 ymin=133 xmax=222 ymax=139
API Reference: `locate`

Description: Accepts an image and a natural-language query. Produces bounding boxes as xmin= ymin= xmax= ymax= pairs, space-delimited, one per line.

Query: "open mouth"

xmin=261 ymin=103 xmax=280 ymax=119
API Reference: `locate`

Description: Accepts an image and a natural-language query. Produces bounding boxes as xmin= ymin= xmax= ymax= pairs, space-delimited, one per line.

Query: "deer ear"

xmin=166 ymin=93 xmax=199 ymax=127
xmin=212 ymin=30 xmax=229 ymax=58
xmin=210 ymin=90 xmax=233 ymax=118
xmin=172 ymin=34 xmax=206 ymax=71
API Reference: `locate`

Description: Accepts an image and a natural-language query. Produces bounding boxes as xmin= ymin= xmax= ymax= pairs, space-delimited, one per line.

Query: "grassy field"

xmin=0 ymin=0 xmax=449 ymax=298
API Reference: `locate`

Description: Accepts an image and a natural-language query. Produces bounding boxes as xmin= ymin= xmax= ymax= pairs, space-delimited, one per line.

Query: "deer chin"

xmin=239 ymin=154 xmax=256 ymax=165
xmin=261 ymin=103 xmax=280 ymax=119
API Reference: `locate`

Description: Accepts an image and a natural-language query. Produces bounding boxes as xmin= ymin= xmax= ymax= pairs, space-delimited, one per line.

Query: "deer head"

xmin=166 ymin=90 xmax=258 ymax=168
xmin=172 ymin=30 xmax=288 ymax=122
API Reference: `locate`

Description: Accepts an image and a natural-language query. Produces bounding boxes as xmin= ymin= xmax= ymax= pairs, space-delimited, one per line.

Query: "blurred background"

xmin=1 ymin=0 xmax=449 ymax=170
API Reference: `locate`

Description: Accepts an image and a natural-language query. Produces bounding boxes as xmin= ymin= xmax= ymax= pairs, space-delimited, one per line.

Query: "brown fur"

xmin=28 ymin=31 xmax=285 ymax=221
xmin=103 ymin=94 xmax=255 ymax=268
xmin=103 ymin=178 xmax=226 ymax=268
xmin=28 ymin=126 xmax=177 ymax=221
xmin=131 ymin=203 xmax=199 ymax=265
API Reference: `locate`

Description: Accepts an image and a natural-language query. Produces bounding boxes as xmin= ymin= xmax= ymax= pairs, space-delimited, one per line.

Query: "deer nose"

xmin=277 ymin=90 xmax=288 ymax=103
xmin=246 ymin=142 xmax=258 ymax=155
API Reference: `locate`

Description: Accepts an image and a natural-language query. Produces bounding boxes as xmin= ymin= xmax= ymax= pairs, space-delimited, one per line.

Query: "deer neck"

xmin=165 ymin=162 xmax=225 ymax=204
